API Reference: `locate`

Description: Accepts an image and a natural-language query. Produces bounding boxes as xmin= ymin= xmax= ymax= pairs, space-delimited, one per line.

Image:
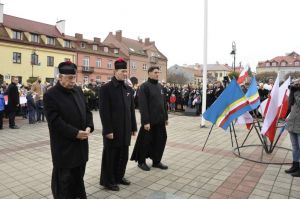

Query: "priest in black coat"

xmin=99 ymin=58 xmax=137 ymax=191
xmin=44 ymin=61 xmax=94 ymax=199
xmin=131 ymin=66 xmax=169 ymax=171
xmin=7 ymin=77 xmax=20 ymax=129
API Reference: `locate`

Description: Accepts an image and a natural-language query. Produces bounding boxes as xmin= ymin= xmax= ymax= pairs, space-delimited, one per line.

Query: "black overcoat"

xmin=7 ymin=83 xmax=19 ymax=112
xmin=44 ymin=82 xmax=94 ymax=168
xmin=99 ymin=77 xmax=137 ymax=147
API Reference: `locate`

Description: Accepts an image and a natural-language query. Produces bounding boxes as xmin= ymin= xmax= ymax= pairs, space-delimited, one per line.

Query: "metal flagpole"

xmin=201 ymin=0 xmax=208 ymax=127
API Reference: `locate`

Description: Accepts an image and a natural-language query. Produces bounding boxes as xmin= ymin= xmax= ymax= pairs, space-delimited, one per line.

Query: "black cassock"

xmin=99 ymin=77 xmax=137 ymax=186
xmin=44 ymin=82 xmax=94 ymax=199
xmin=130 ymin=78 xmax=168 ymax=164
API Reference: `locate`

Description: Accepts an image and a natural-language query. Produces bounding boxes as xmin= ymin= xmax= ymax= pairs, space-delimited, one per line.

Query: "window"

xmin=107 ymin=76 xmax=112 ymax=81
xmin=83 ymin=56 xmax=89 ymax=66
xmin=83 ymin=76 xmax=89 ymax=83
xmin=266 ymin=62 xmax=270 ymax=67
xmin=96 ymin=76 xmax=101 ymax=82
xmin=114 ymin=49 xmax=119 ymax=54
xmin=93 ymin=45 xmax=98 ymax=51
xmin=108 ymin=60 xmax=113 ymax=69
xmin=31 ymin=34 xmax=39 ymax=43
xmin=47 ymin=56 xmax=54 ymax=66
xmin=215 ymin=73 xmax=218 ymax=78
xmin=271 ymin=62 xmax=277 ymax=67
xmin=12 ymin=30 xmax=22 ymax=40
xmin=47 ymin=37 xmax=55 ymax=45
xmin=131 ymin=62 xmax=136 ymax=70
xmin=64 ymin=40 xmax=71 ymax=48
xmin=80 ymin=42 xmax=86 ymax=48
xmin=142 ymin=64 xmax=147 ymax=71
xmin=31 ymin=53 xmax=39 ymax=65
xmin=220 ymin=73 xmax=223 ymax=77
xmin=13 ymin=52 xmax=21 ymax=64
xmin=281 ymin=62 xmax=286 ymax=66
xmin=96 ymin=58 xmax=101 ymax=68
xmin=295 ymin=61 xmax=300 ymax=66
xmin=104 ymin=47 xmax=108 ymax=53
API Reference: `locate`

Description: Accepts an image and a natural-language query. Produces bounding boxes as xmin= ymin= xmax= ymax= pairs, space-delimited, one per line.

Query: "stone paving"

xmin=0 ymin=111 xmax=299 ymax=199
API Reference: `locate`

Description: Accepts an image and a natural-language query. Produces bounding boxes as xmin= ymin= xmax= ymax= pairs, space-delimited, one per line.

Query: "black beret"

xmin=58 ymin=61 xmax=77 ymax=74
xmin=114 ymin=57 xmax=127 ymax=70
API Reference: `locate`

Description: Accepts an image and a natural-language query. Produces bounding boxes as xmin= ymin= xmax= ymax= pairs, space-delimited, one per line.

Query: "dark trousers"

xmin=100 ymin=146 xmax=128 ymax=186
xmin=36 ymin=100 xmax=44 ymax=121
xmin=28 ymin=110 xmax=36 ymax=124
xmin=0 ymin=111 xmax=3 ymax=128
xmin=8 ymin=111 xmax=16 ymax=127
xmin=51 ymin=164 xmax=87 ymax=199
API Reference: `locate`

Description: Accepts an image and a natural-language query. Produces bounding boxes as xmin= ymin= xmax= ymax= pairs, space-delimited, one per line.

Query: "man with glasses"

xmin=44 ymin=61 xmax=94 ymax=199
xmin=99 ymin=58 xmax=137 ymax=191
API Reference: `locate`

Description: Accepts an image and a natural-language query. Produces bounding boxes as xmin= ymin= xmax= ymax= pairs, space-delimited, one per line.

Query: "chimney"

xmin=94 ymin=37 xmax=101 ymax=43
xmin=75 ymin=33 xmax=83 ymax=40
xmin=0 ymin=3 xmax=4 ymax=24
xmin=56 ymin=20 xmax=65 ymax=35
xmin=116 ymin=30 xmax=122 ymax=42
xmin=145 ymin=38 xmax=150 ymax=46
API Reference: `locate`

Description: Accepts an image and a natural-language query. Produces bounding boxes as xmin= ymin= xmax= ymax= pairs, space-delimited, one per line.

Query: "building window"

xmin=96 ymin=58 xmax=101 ymax=68
xmin=266 ymin=62 xmax=270 ymax=67
xmin=83 ymin=56 xmax=89 ymax=66
xmin=12 ymin=30 xmax=22 ymax=40
xmin=131 ymin=62 xmax=136 ymax=70
xmin=47 ymin=56 xmax=54 ymax=66
xmin=83 ymin=76 xmax=89 ymax=83
xmin=64 ymin=40 xmax=71 ymax=48
xmin=47 ymin=37 xmax=55 ymax=45
xmin=104 ymin=47 xmax=108 ymax=53
xmin=93 ymin=45 xmax=98 ymax=51
xmin=31 ymin=53 xmax=39 ymax=65
xmin=80 ymin=42 xmax=86 ymax=48
xmin=107 ymin=76 xmax=112 ymax=81
xmin=13 ymin=52 xmax=21 ymax=64
xmin=108 ymin=60 xmax=113 ymax=69
xmin=281 ymin=62 xmax=286 ymax=66
xmin=271 ymin=62 xmax=277 ymax=67
xmin=215 ymin=73 xmax=218 ymax=78
xmin=114 ymin=49 xmax=119 ymax=54
xmin=295 ymin=61 xmax=300 ymax=66
xmin=31 ymin=34 xmax=39 ymax=43
xmin=220 ymin=73 xmax=223 ymax=77
xmin=142 ymin=64 xmax=147 ymax=71
xmin=96 ymin=76 xmax=101 ymax=82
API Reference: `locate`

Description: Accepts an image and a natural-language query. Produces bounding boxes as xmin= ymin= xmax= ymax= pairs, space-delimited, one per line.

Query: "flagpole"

xmin=201 ymin=0 xmax=208 ymax=127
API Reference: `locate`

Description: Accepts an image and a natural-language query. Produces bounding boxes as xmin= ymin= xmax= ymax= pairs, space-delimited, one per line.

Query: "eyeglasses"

xmin=61 ymin=75 xmax=76 ymax=80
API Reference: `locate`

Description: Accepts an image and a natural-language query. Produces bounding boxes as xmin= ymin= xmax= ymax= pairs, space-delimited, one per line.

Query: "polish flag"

xmin=260 ymin=76 xmax=280 ymax=142
xmin=278 ymin=77 xmax=290 ymax=119
xmin=237 ymin=66 xmax=249 ymax=84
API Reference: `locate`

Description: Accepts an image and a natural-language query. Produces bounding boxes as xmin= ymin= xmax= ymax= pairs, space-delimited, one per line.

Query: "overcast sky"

xmin=2 ymin=0 xmax=300 ymax=70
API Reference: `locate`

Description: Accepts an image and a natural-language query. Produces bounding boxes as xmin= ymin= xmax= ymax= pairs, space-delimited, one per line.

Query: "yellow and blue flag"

xmin=203 ymin=79 xmax=252 ymax=130
xmin=245 ymin=77 xmax=260 ymax=110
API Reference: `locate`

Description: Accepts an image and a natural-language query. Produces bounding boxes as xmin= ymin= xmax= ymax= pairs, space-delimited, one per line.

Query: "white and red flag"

xmin=237 ymin=66 xmax=249 ymax=85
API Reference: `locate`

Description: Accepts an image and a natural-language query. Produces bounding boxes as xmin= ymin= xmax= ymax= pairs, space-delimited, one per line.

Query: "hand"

xmin=165 ymin=120 xmax=169 ymax=126
xmin=106 ymin=133 xmax=114 ymax=139
xmin=144 ymin=124 xmax=150 ymax=131
xmin=85 ymin=127 xmax=91 ymax=133
xmin=76 ymin=130 xmax=89 ymax=140
xmin=132 ymin=131 xmax=137 ymax=136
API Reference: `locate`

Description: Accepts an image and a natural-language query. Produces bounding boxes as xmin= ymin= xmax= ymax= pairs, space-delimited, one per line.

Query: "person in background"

xmin=169 ymin=93 xmax=176 ymax=112
xmin=0 ymin=87 xmax=5 ymax=130
xmin=26 ymin=90 xmax=36 ymax=124
xmin=7 ymin=77 xmax=20 ymax=129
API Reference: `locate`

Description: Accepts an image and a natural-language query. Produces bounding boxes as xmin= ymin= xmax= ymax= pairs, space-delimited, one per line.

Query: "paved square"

xmin=0 ymin=112 xmax=298 ymax=199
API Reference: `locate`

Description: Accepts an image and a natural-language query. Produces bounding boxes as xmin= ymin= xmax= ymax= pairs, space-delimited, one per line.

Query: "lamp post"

xmin=31 ymin=50 xmax=37 ymax=78
xmin=230 ymin=41 xmax=236 ymax=72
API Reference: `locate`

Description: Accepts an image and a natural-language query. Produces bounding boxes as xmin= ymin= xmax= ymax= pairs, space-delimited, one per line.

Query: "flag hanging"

xmin=237 ymin=66 xmax=249 ymax=84
xmin=203 ymin=79 xmax=252 ymax=130
xmin=245 ymin=77 xmax=260 ymax=110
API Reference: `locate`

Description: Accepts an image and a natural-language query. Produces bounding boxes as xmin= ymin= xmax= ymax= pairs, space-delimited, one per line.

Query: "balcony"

xmin=82 ymin=66 xmax=94 ymax=73
xmin=150 ymin=56 xmax=158 ymax=64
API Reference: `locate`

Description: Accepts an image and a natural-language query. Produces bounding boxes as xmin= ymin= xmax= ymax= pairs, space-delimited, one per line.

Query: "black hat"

xmin=114 ymin=57 xmax=127 ymax=70
xmin=58 ymin=61 xmax=77 ymax=74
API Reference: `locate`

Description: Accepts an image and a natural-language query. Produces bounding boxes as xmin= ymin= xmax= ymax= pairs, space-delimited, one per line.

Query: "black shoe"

xmin=138 ymin=163 xmax=150 ymax=171
xmin=119 ymin=178 xmax=131 ymax=185
xmin=104 ymin=184 xmax=119 ymax=191
xmin=9 ymin=125 xmax=19 ymax=129
xmin=152 ymin=162 xmax=168 ymax=170
xmin=285 ymin=162 xmax=299 ymax=174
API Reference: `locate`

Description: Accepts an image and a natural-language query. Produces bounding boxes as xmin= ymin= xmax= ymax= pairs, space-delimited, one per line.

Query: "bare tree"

xmin=255 ymin=71 xmax=277 ymax=83
xmin=167 ymin=73 xmax=189 ymax=85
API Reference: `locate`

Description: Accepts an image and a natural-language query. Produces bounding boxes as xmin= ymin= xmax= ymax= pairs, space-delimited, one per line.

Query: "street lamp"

xmin=230 ymin=41 xmax=236 ymax=72
xmin=31 ymin=50 xmax=37 ymax=77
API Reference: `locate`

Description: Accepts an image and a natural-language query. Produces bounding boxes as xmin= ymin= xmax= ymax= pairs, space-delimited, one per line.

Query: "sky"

xmin=2 ymin=0 xmax=300 ymax=71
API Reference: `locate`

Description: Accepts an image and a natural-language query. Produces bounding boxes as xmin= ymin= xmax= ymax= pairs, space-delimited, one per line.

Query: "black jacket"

xmin=99 ymin=77 xmax=137 ymax=147
xmin=138 ymin=78 xmax=168 ymax=125
xmin=44 ymin=82 xmax=94 ymax=168
xmin=7 ymin=83 xmax=19 ymax=112
xmin=26 ymin=94 xmax=36 ymax=111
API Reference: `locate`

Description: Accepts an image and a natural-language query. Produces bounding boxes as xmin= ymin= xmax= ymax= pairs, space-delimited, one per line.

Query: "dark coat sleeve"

xmin=130 ymin=88 xmax=137 ymax=132
xmin=78 ymin=88 xmax=94 ymax=133
xmin=44 ymin=92 xmax=78 ymax=140
xmin=99 ymin=85 xmax=113 ymax=135
xmin=138 ymin=84 xmax=150 ymax=125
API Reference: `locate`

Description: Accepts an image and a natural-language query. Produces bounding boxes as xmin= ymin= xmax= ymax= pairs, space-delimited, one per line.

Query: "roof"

xmin=3 ymin=14 xmax=62 ymax=37
xmin=258 ymin=52 xmax=300 ymax=67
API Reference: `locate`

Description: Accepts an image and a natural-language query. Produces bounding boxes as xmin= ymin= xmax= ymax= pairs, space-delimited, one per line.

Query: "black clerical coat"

xmin=7 ymin=83 xmax=19 ymax=112
xmin=44 ymin=82 xmax=94 ymax=168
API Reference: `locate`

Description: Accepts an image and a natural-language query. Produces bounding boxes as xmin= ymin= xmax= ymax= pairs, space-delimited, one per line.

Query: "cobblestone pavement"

xmin=0 ymin=111 xmax=299 ymax=199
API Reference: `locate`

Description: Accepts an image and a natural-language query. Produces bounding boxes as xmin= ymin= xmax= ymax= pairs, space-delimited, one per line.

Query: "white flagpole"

xmin=201 ymin=0 xmax=208 ymax=127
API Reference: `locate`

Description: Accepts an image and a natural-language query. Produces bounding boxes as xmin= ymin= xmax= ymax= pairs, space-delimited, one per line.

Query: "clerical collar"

xmin=57 ymin=81 xmax=75 ymax=93
xmin=148 ymin=78 xmax=158 ymax=84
